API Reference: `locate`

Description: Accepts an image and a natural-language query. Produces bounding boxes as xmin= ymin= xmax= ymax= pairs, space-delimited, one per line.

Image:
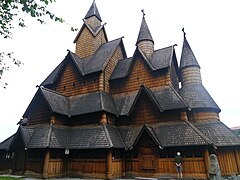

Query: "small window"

xmin=63 ymin=86 xmax=66 ymax=90
xmin=159 ymin=149 xmax=167 ymax=158
xmin=184 ymin=149 xmax=193 ymax=158
xmin=73 ymin=83 xmax=76 ymax=88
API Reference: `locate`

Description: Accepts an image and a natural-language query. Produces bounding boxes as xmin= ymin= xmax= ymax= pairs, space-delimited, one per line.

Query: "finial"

xmin=182 ymin=27 xmax=186 ymax=38
xmin=93 ymin=0 xmax=95 ymax=3
xmin=141 ymin=9 xmax=145 ymax=17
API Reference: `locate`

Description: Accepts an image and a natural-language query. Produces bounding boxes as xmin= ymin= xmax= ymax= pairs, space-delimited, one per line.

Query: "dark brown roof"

xmin=110 ymin=46 xmax=174 ymax=81
xmin=179 ymin=85 xmax=220 ymax=112
xmin=136 ymin=16 xmax=154 ymax=45
xmin=0 ymin=134 xmax=15 ymax=150
xmin=23 ymin=87 xmax=117 ymax=118
xmin=42 ymin=38 xmax=125 ymax=86
xmin=119 ymin=121 xmax=211 ymax=149
xmin=180 ymin=35 xmax=200 ymax=69
xmin=19 ymin=124 xmax=125 ymax=149
xmin=152 ymin=121 xmax=211 ymax=147
xmin=84 ymin=2 xmax=102 ymax=22
xmin=113 ymin=85 xmax=187 ymax=116
xmin=193 ymin=120 xmax=240 ymax=147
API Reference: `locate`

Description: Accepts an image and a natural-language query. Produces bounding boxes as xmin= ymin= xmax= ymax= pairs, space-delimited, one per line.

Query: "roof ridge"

xmin=168 ymin=85 xmax=190 ymax=110
xmin=137 ymin=47 xmax=155 ymax=70
xmin=185 ymin=120 xmax=216 ymax=149
xmin=46 ymin=123 xmax=53 ymax=147
xmin=103 ymin=124 xmax=113 ymax=148
xmin=145 ymin=124 xmax=163 ymax=149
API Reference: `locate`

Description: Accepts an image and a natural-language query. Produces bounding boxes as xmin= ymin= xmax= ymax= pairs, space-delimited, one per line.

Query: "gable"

xmin=129 ymin=91 xmax=162 ymax=124
xmin=75 ymin=24 xmax=107 ymax=58
xmin=110 ymin=49 xmax=172 ymax=94
xmin=23 ymin=90 xmax=52 ymax=125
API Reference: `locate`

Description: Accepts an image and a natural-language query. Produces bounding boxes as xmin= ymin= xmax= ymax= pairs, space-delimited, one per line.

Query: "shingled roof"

xmin=113 ymin=85 xmax=187 ymax=116
xmin=136 ymin=16 xmax=154 ymax=45
xmin=110 ymin=46 xmax=175 ymax=80
xmin=193 ymin=120 xmax=240 ymax=147
xmin=84 ymin=2 xmax=102 ymax=22
xmin=180 ymin=33 xmax=200 ymax=69
xmin=118 ymin=121 xmax=212 ymax=149
xmin=179 ymin=84 xmax=220 ymax=112
xmin=42 ymin=38 xmax=124 ymax=86
xmin=0 ymin=134 xmax=15 ymax=150
xmin=24 ymin=87 xmax=117 ymax=118
xmin=3 ymin=124 xmax=125 ymax=150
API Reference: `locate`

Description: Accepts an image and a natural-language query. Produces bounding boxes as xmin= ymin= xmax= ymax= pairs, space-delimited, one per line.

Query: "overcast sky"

xmin=0 ymin=0 xmax=240 ymax=142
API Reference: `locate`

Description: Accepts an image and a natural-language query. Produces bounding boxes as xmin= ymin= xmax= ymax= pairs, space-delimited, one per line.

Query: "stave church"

xmin=1 ymin=1 xmax=240 ymax=179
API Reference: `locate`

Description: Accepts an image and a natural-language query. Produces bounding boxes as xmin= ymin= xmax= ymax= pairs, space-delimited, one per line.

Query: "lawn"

xmin=0 ymin=177 xmax=22 ymax=180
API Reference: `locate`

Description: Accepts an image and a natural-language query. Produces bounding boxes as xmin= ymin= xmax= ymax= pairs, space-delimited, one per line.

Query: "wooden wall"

xmin=188 ymin=111 xmax=220 ymax=121
xmin=217 ymin=148 xmax=239 ymax=176
xmin=75 ymin=26 xmax=107 ymax=59
xmin=28 ymin=93 xmax=51 ymax=125
xmin=116 ymin=93 xmax=181 ymax=126
xmin=110 ymin=55 xmax=169 ymax=94
xmin=103 ymin=45 xmax=124 ymax=93
xmin=53 ymin=61 xmax=99 ymax=97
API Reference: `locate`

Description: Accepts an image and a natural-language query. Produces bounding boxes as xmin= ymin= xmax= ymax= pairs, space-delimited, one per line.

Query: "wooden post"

xmin=180 ymin=111 xmax=188 ymax=121
xmin=43 ymin=149 xmax=50 ymax=178
xmin=100 ymin=112 xmax=107 ymax=124
xmin=234 ymin=149 xmax=240 ymax=173
xmin=106 ymin=149 xmax=112 ymax=180
xmin=203 ymin=147 xmax=210 ymax=179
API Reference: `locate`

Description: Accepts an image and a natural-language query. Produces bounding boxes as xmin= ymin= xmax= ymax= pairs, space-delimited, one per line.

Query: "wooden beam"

xmin=42 ymin=149 xmax=50 ymax=178
xmin=203 ymin=147 xmax=210 ymax=179
xmin=106 ymin=149 xmax=112 ymax=180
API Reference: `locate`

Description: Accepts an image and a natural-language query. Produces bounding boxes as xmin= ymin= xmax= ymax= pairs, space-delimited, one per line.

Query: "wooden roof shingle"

xmin=179 ymin=84 xmax=220 ymax=112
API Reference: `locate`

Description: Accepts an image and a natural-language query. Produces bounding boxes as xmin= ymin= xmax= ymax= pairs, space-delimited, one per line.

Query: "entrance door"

xmin=142 ymin=155 xmax=155 ymax=170
xmin=13 ymin=149 xmax=26 ymax=173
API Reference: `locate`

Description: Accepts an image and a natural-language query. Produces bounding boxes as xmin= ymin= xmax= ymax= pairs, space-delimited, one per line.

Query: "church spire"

xmin=180 ymin=28 xmax=200 ymax=69
xmin=180 ymin=28 xmax=202 ymax=86
xmin=84 ymin=0 xmax=102 ymax=22
xmin=136 ymin=10 xmax=154 ymax=59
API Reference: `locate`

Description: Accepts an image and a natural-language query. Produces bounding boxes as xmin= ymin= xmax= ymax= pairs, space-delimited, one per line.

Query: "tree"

xmin=0 ymin=0 xmax=77 ymax=87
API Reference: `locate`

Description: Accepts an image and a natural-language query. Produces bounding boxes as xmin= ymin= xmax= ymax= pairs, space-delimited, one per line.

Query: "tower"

xmin=73 ymin=1 xmax=107 ymax=58
xmin=136 ymin=10 xmax=154 ymax=59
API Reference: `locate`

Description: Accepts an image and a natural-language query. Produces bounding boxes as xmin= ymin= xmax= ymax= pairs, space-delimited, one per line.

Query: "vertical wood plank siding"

xmin=110 ymin=57 xmax=169 ymax=94
xmin=28 ymin=94 xmax=51 ymax=125
xmin=129 ymin=93 xmax=180 ymax=125
xmin=25 ymin=160 xmax=44 ymax=175
xmin=217 ymin=148 xmax=239 ymax=176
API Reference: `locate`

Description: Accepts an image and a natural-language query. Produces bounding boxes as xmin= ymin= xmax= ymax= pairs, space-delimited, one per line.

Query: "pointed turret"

xmin=136 ymin=10 xmax=154 ymax=59
xmin=179 ymin=28 xmax=202 ymax=86
xmin=84 ymin=1 xmax=102 ymax=30
xmin=74 ymin=1 xmax=107 ymax=58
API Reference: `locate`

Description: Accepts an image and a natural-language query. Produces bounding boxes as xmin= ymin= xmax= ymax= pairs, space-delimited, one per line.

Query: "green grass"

xmin=0 ymin=177 xmax=22 ymax=180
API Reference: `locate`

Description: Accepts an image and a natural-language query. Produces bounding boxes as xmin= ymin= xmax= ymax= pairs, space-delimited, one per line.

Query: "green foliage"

xmin=0 ymin=0 xmax=78 ymax=88
xmin=0 ymin=52 xmax=22 ymax=88
xmin=0 ymin=0 xmax=65 ymax=39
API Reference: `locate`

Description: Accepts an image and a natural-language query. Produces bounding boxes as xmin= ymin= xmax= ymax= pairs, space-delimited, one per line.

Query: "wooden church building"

xmin=1 ymin=2 xmax=240 ymax=179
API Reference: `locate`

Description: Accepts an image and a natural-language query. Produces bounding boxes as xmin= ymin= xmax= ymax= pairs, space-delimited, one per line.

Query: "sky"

xmin=0 ymin=0 xmax=240 ymax=142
